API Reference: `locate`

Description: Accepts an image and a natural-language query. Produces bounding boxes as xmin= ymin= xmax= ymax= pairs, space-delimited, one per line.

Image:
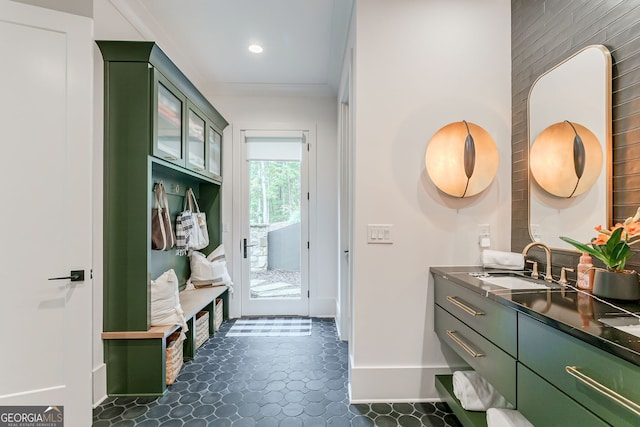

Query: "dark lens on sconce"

xmin=464 ymin=133 xmax=476 ymax=179
xmin=573 ymin=133 xmax=585 ymax=179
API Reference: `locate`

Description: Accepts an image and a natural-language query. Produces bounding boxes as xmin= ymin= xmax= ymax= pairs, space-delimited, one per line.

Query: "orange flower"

xmin=592 ymin=234 xmax=609 ymax=245
xmin=625 ymin=221 xmax=640 ymax=237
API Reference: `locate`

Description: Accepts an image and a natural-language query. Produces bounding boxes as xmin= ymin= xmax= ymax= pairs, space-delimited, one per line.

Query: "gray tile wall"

xmin=512 ymin=0 xmax=640 ymax=272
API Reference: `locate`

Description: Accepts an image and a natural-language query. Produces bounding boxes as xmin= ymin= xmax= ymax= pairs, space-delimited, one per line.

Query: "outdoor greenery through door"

xmin=249 ymin=160 xmax=302 ymax=299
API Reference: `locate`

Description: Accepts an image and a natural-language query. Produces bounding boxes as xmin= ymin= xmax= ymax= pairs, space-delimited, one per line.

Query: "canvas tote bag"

xmin=151 ymin=182 xmax=176 ymax=251
xmin=185 ymin=188 xmax=209 ymax=250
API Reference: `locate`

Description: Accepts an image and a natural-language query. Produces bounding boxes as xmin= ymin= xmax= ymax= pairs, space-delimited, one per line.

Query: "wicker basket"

xmin=214 ymin=298 xmax=223 ymax=331
xmin=165 ymin=330 xmax=184 ymax=385
xmin=195 ymin=310 xmax=209 ymax=349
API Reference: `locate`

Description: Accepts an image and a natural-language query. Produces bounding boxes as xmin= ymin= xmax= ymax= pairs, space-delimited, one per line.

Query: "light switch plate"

xmin=367 ymin=224 xmax=393 ymax=244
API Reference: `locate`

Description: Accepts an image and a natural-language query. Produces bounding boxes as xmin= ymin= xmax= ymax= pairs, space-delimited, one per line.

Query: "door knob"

xmin=48 ymin=270 xmax=85 ymax=282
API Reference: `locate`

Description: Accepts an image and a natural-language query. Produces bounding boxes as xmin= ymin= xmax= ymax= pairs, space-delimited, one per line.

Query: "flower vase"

xmin=592 ymin=269 xmax=640 ymax=301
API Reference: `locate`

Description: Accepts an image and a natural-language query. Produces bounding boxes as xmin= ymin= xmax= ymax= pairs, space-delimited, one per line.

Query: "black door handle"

xmin=49 ymin=270 xmax=85 ymax=282
xmin=243 ymin=239 xmax=257 ymax=259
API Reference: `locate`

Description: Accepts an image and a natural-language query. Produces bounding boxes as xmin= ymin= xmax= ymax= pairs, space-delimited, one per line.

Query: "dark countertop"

xmin=430 ymin=266 xmax=640 ymax=367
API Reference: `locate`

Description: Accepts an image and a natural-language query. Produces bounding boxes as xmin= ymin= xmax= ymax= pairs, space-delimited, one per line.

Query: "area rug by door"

xmin=226 ymin=317 xmax=312 ymax=337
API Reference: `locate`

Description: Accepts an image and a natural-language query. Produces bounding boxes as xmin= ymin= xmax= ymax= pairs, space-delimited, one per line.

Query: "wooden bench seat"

xmin=102 ymin=285 xmax=228 ymax=340
xmin=102 ymin=285 xmax=229 ymax=396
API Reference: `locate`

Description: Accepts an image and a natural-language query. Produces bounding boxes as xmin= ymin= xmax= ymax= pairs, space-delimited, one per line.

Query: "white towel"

xmin=481 ymin=250 xmax=525 ymax=270
xmin=486 ymin=408 xmax=534 ymax=427
xmin=452 ymin=371 xmax=514 ymax=411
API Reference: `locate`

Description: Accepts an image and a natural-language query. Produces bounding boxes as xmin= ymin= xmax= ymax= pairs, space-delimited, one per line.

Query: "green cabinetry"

xmin=97 ymin=41 xmax=229 ymax=396
xmin=519 ymin=313 xmax=640 ymax=426
xmin=433 ymin=271 xmax=640 ymax=426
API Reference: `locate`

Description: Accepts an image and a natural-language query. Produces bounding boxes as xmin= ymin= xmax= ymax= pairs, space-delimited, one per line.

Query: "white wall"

xmin=212 ymin=94 xmax=339 ymax=318
xmin=347 ymin=0 xmax=511 ymax=402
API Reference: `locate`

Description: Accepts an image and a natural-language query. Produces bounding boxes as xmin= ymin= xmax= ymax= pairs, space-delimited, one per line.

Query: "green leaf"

xmin=605 ymin=227 xmax=624 ymax=254
xmin=559 ymin=236 xmax=604 ymax=261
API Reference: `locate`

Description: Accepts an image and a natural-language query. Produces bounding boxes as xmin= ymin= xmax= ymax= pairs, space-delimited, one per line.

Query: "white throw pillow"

xmin=187 ymin=245 xmax=233 ymax=290
xmin=150 ymin=269 xmax=188 ymax=330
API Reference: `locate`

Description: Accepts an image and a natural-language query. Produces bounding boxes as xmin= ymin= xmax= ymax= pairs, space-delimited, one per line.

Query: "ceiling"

xmin=110 ymin=0 xmax=354 ymax=96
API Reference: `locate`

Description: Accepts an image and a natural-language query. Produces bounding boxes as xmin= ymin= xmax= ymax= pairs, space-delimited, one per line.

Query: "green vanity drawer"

xmin=434 ymin=275 xmax=517 ymax=356
xmin=435 ymin=305 xmax=516 ymax=405
xmin=519 ymin=314 xmax=640 ymax=426
xmin=517 ymin=363 xmax=608 ymax=427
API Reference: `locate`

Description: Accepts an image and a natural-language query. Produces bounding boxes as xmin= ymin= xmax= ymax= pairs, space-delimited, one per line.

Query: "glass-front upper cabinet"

xmin=207 ymin=126 xmax=222 ymax=178
xmin=187 ymin=104 xmax=206 ymax=172
xmin=154 ymin=74 xmax=185 ymax=166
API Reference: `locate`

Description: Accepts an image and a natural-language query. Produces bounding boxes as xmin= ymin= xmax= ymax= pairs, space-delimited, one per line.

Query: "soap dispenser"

xmin=576 ymin=252 xmax=594 ymax=290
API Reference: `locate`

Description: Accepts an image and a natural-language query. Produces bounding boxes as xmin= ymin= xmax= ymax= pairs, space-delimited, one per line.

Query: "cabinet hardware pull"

xmin=446 ymin=330 xmax=485 ymax=358
xmin=446 ymin=296 xmax=485 ymax=316
xmin=565 ymin=366 xmax=640 ymax=416
xmin=164 ymin=155 xmax=178 ymax=161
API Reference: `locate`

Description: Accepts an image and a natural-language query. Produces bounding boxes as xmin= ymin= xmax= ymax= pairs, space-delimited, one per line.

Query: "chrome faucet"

xmin=522 ymin=242 xmax=553 ymax=282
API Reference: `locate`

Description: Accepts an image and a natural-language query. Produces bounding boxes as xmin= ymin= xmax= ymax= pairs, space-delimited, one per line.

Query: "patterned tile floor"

xmin=93 ymin=318 xmax=461 ymax=426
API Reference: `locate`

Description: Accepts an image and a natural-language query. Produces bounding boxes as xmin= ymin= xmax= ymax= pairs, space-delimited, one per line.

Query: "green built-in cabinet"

xmin=97 ymin=41 xmax=229 ymax=396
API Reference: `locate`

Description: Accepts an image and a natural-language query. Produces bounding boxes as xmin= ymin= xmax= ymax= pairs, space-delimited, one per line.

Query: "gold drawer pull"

xmin=446 ymin=330 xmax=485 ymax=358
xmin=164 ymin=155 xmax=179 ymax=161
xmin=446 ymin=296 xmax=485 ymax=316
xmin=565 ymin=366 xmax=640 ymax=416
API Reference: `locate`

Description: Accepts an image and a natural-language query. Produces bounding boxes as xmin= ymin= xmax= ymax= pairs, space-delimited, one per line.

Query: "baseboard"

xmin=92 ymin=363 xmax=107 ymax=408
xmin=349 ymin=360 xmax=461 ymax=403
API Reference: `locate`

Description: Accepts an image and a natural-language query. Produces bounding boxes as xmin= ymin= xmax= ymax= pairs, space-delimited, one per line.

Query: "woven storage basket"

xmin=195 ymin=310 xmax=209 ymax=349
xmin=165 ymin=330 xmax=184 ymax=385
xmin=214 ymin=298 xmax=223 ymax=331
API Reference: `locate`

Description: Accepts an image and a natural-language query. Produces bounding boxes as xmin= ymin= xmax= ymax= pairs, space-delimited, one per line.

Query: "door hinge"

xmin=307 ymin=241 xmax=310 ymax=249
xmin=307 ymin=143 xmax=310 ymax=151
xmin=307 ymin=192 xmax=310 ymax=200
xmin=308 ymin=290 xmax=310 ymax=298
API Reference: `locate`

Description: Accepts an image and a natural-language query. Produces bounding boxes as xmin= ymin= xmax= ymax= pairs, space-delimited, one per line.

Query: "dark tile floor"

xmin=93 ymin=318 xmax=461 ymax=426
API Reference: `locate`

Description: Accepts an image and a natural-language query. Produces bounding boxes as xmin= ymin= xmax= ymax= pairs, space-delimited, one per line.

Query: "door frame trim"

xmin=231 ymin=122 xmax=316 ymax=317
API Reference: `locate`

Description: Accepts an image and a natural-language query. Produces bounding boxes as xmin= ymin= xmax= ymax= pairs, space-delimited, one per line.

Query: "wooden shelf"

xmin=435 ymin=374 xmax=488 ymax=427
xmin=102 ymin=285 xmax=228 ymax=340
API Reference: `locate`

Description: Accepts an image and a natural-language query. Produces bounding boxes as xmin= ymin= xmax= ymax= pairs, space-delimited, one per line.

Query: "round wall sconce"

xmin=530 ymin=120 xmax=602 ymax=198
xmin=425 ymin=120 xmax=499 ymax=198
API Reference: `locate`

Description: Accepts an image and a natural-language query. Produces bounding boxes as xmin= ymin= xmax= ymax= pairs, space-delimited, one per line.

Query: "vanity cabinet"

xmin=433 ymin=274 xmax=516 ymax=426
xmin=434 ymin=275 xmax=517 ymax=356
xmin=517 ymin=362 xmax=608 ymax=426
xmin=98 ymin=41 xmax=229 ymax=396
xmin=432 ymin=268 xmax=640 ymax=427
xmin=519 ymin=313 xmax=640 ymax=426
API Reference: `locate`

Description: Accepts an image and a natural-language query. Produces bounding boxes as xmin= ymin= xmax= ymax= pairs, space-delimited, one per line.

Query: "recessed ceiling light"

xmin=248 ymin=44 xmax=264 ymax=54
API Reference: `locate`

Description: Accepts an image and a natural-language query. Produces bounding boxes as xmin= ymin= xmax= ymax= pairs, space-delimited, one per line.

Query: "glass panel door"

xmin=156 ymin=81 xmax=183 ymax=162
xmin=187 ymin=107 xmax=205 ymax=172
xmin=208 ymin=126 xmax=221 ymax=177
xmin=241 ymin=131 xmax=309 ymax=316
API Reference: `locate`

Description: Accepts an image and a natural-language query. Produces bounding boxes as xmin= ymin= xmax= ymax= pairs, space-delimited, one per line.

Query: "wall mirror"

xmin=528 ymin=45 xmax=612 ymax=250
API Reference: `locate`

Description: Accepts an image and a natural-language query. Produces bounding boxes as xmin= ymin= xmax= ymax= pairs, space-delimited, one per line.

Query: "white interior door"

xmin=240 ymin=129 xmax=310 ymax=316
xmin=0 ymin=2 xmax=93 ymax=425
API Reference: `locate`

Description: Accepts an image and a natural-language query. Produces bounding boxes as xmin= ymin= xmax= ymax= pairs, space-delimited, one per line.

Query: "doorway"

xmin=240 ymin=129 xmax=310 ymax=316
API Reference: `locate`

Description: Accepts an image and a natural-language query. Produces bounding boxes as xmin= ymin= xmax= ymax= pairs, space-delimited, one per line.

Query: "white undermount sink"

xmin=598 ymin=317 xmax=640 ymax=338
xmin=479 ymin=275 xmax=550 ymax=290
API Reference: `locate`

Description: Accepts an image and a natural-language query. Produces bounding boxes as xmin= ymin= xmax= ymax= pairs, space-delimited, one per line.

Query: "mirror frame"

xmin=527 ymin=44 xmax=612 ymax=250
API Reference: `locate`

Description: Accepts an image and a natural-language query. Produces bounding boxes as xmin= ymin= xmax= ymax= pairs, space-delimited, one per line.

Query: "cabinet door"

xmin=207 ymin=126 xmax=222 ymax=178
xmin=186 ymin=104 xmax=206 ymax=173
xmin=154 ymin=73 xmax=185 ymax=165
